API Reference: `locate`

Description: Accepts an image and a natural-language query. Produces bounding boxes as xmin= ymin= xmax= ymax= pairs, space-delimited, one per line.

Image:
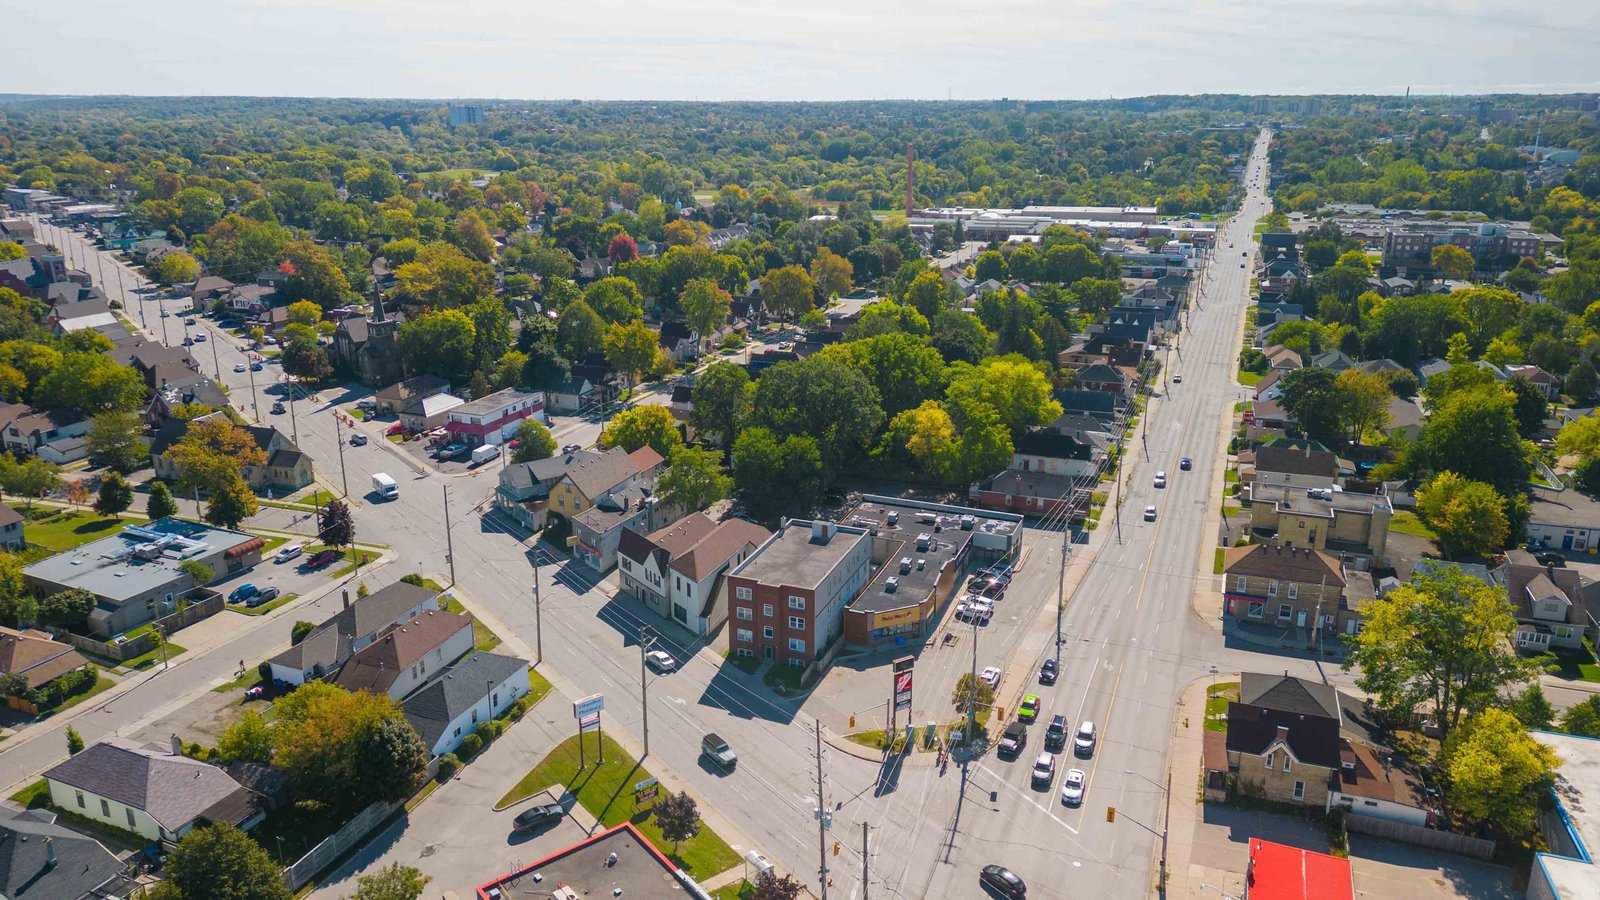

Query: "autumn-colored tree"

xmin=809 ymin=247 xmax=853 ymax=298
xmin=166 ymin=415 xmax=267 ymax=498
xmin=603 ymin=321 xmax=667 ymax=391
xmin=607 ymin=232 xmax=639 ymax=265
xmin=599 ymin=405 xmax=683 ymax=457
xmin=761 ymin=265 xmax=815 ymax=324
xmin=1432 ymin=244 xmax=1475 ymax=282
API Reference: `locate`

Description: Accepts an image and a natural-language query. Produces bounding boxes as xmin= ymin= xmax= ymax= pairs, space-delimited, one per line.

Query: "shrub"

xmin=435 ymin=754 xmax=461 ymax=782
xmin=290 ymin=620 xmax=315 ymax=645
xmin=257 ymin=661 xmax=273 ymax=683
xmin=458 ymin=733 xmax=483 ymax=759
xmin=474 ymin=722 xmax=497 ymax=745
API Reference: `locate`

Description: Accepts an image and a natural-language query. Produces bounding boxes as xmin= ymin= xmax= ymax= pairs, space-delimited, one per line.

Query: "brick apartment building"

xmin=724 ymin=520 xmax=872 ymax=668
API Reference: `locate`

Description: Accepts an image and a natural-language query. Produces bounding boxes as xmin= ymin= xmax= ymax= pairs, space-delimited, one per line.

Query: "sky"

xmin=10 ymin=0 xmax=1600 ymax=100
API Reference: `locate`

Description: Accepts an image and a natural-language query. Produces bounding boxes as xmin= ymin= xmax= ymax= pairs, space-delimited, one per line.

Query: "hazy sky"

xmin=11 ymin=0 xmax=1600 ymax=100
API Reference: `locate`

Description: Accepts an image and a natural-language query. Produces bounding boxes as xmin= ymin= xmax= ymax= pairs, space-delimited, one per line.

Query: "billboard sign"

xmin=894 ymin=669 xmax=913 ymax=711
xmin=573 ymin=693 xmax=604 ymax=719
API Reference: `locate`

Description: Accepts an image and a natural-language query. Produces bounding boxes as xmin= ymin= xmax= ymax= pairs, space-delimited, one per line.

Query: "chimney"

xmin=1275 ymin=725 xmax=1290 ymax=743
xmin=342 ymin=589 xmax=351 ymax=610
xmin=44 ymin=837 xmax=56 ymax=871
xmin=170 ymin=734 xmax=182 ymax=756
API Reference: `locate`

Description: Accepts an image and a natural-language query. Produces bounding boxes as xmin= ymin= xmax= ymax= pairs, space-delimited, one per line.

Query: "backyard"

xmin=24 ymin=508 xmax=147 ymax=552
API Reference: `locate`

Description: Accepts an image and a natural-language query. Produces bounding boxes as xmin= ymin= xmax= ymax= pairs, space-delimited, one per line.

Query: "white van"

xmin=470 ymin=444 xmax=500 ymax=466
xmin=372 ymin=472 xmax=399 ymax=500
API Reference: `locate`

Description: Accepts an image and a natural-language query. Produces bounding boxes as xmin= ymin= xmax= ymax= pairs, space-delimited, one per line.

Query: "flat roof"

xmin=476 ymin=823 xmax=707 ymax=899
xmin=732 ymin=520 xmax=869 ymax=591
xmin=24 ymin=518 xmax=258 ymax=603
xmin=451 ymin=388 xmax=538 ymax=417
xmin=1540 ymin=731 xmax=1600 ymax=863
xmin=843 ymin=498 xmax=1017 ymax=614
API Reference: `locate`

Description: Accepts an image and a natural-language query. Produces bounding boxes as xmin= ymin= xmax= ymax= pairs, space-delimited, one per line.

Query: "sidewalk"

xmin=1158 ymin=674 xmax=1235 ymax=899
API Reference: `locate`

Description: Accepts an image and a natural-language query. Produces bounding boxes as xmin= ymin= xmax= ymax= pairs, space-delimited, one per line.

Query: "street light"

xmin=1123 ymin=769 xmax=1170 ymax=893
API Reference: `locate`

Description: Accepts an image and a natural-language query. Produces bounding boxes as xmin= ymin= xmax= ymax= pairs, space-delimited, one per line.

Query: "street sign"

xmin=893 ymin=670 xmax=912 ymax=712
xmin=633 ymin=777 xmax=659 ymax=804
xmin=574 ymin=693 xmax=604 ymax=719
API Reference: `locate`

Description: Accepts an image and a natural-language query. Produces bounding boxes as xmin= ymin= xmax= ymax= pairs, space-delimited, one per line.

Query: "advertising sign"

xmin=894 ymin=669 xmax=913 ymax=711
xmin=634 ymin=777 xmax=660 ymax=804
xmin=573 ymin=693 xmax=604 ymax=719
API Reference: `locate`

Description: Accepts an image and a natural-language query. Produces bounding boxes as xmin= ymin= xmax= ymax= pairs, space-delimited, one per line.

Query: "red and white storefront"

xmin=444 ymin=389 xmax=546 ymax=447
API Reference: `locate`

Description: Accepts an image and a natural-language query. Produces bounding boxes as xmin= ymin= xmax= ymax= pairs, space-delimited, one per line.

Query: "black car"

xmin=1534 ymin=551 xmax=1566 ymax=567
xmin=1039 ymin=658 xmax=1058 ymax=685
xmin=997 ymin=722 xmax=1028 ymax=759
xmin=1044 ymin=715 xmax=1068 ymax=751
xmin=980 ymin=865 xmax=1026 ymax=898
xmin=1180 ymin=457 xmax=1192 ymax=471
xmin=512 ymin=802 xmax=565 ymax=832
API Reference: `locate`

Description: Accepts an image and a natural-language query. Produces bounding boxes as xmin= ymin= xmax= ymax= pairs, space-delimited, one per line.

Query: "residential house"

xmin=1259 ymin=231 xmax=1298 ymax=261
xmin=1253 ymin=368 xmax=1286 ymax=402
xmin=544 ymin=376 xmax=600 ymax=415
xmin=618 ymin=513 xmax=772 ymax=633
xmin=1246 ymin=398 xmax=1294 ymax=432
xmin=225 ymin=283 xmax=279 ymax=316
xmin=1073 ymin=363 xmax=1138 ymax=402
xmin=146 ymin=376 xmax=231 ymax=428
xmin=43 ymin=737 xmax=263 ymax=843
xmin=1010 ymin=429 xmax=1100 ymax=479
xmin=1526 ymin=486 xmax=1600 ymax=552
xmin=1245 ymin=483 xmax=1392 ymax=562
xmin=1529 ymin=730 xmax=1600 ymax=900
xmin=267 ymin=581 xmax=440 ymax=685
xmin=1384 ymin=395 xmax=1427 ymax=440
xmin=24 ymin=519 xmax=264 ymax=637
xmin=668 ymin=382 xmax=693 ymax=422
xmin=1263 ymin=345 xmax=1303 ymax=371
xmin=444 ymin=388 xmax=546 ymax=448
xmin=1499 ymin=549 xmax=1600 ymax=654
xmin=1309 ymin=349 xmax=1356 ymax=372
xmin=570 ymin=466 xmax=672 ymax=574
xmin=969 ymin=469 xmax=1088 ymax=520
xmin=725 ymin=520 xmax=874 ymax=668
xmin=1223 ymin=543 xmax=1353 ymax=633
xmin=1258 ymin=253 xmax=1305 ymax=297
xmin=0 ymin=807 xmax=128 ymax=900
xmin=150 ymin=412 xmax=314 ymax=493
xmin=334 ymin=610 xmax=474 ymax=701
xmin=374 ymin=375 xmax=452 ymax=416
xmin=1382 ymin=276 xmax=1415 ymax=296
xmin=548 ymin=446 xmax=661 ymax=524
xmin=399 ymin=393 xmax=465 ymax=432
xmin=0 ymin=404 xmax=90 ymax=459
xmin=402 ymin=651 xmax=530 ymax=756
xmin=494 ymin=449 xmax=602 ymax=531
xmin=48 ymin=298 xmax=117 ymax=335
xmin=189 ymin=276 xmax=235 ymax=304
xmin=658 ymin=321 xmax=700 ymax=363
xmin=1507 ymin=365 xmax=1563 ymax=401
xmin=1056 ymin=389 xmax=1125 ymax=423
xmin=1250 ymin=445 xmax=1340 ymax=490
xmin=0 ymin=503 xmax=23 ymax=550
xmin=0 ymin=625 xmax=88 ymax=708
xmin=113 ymin=341 xmax=198 ymax=382
xmin=1057 ymin=340 xmax=1109 ymax=371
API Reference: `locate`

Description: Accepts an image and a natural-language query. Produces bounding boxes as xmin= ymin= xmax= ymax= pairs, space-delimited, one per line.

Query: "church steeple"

xmin=371 ymin=284 xmax=388 ymax=324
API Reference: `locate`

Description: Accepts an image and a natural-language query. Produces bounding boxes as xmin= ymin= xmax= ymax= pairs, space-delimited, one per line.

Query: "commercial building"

xmin=840 ymin=497 xmax=1022 ymax=650
xmin=476 ymin=823 xmax=706 ymax=899
xmin=1530 ymin=730 xmax=1600 ymax=900
xmin=1241 ymin=838 xmax=1353 ymax=900
xmin=23 ymin=518 xmax=263 ymax=637
xmin=726 ymin=520 xmax=873 ymax=668
xmin=444 ymin=388 xmax=546 ymax=448
xmin=1382 ymin=221 xmax=1545 ymax=271
xmin=1245 ymin=483 xmax=1392 ymax=562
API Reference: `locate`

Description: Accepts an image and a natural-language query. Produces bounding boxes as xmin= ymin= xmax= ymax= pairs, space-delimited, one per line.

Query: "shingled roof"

xmin=402 ymin=652 xmax=529 ymax=749
xmin=43 ymin=738 xmax=253 ymax=832
xmin=334 ymin=610 xmax=471 ymax=696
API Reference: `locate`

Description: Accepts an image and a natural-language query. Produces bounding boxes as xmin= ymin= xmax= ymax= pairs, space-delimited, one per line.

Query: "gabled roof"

xmin=1225 ymin=701 xmax=1342 ymax=769
xmin=1014 ymin=429 xmax=1094 ymax=461
xmin=43 ymin=737 xmax=251 ymax=832
xmin=1241 ymin=672 xmax=1340 ymax=721
xmin=668 ymin=518 xmax=772 ymax=582
xmin=0 ymin=807 xmax=124 ymax=900
xmin=269 ymin=581 xmax=440 ymax=673
xmin=402 ymin=651 xmax=529 ymax=749
xmin=376 ymin=374 xmax=451 ymax=403
xmin=1075 ymin=363 xmax=1126 ymax=385
xmin=1254 ymin=445 xmax=1338 ymax=479
xmin=0 ymin=626 xmax=87 ymax=689
xmin=1223 ymin=544 xmax=1345 ymax=587
xmin=562 ymin=447 xmax=643 ymax=500
xmin=335 ymin=610 xmax=472 ymax=695
xmin=627 ymin=445 xmax=664 ymax=473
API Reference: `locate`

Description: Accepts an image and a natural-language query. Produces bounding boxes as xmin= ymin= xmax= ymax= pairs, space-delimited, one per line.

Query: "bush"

xmin=435 ymin=753 xmax=461 ymax=782
xmin=474 ymin=722 xmax=497 ymax=745
xmin=458 ymin=733 xmax=484 ymax=759
xmin=257 ymin=660 xmax=273 ymax=683
xmin=290 ymin=620 xmax=315 ymax=645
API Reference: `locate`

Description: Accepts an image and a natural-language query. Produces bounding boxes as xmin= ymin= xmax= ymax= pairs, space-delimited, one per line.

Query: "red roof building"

xmin=1245 ymin=838 xmax=1354 ymax=900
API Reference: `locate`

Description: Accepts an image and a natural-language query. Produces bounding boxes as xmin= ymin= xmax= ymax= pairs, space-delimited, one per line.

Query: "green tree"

xmin=204 ymin=477 xmax=259 ymax=530
xmin=1277 ymin=366 xmax=1343 ymax=443
xmin=39 ymin=588 xmax=95 ymax=630
xmin=952 ymin=671 xmax=995 ymax=718
xmin=1563 ymin=696 xmax=1600 ymax=737
xmin=394 ymin=242 xmax=492 ymax=308
xmin=555 ymin=300 xmax=606 ymax=361
xmin=930 ymin=308 xmax=991 ymax=364
xmin=603 ymin=320 xmax=666 ymax=391
xmin=974 ymin=250 xmax=1007 ymax=282
xmin=903 ymin=270 xmax=950 ymax=320
xmin=1413 ymin=385 xmax=1530 ymax=496
xmin=690 ymin=362 xmax=754 ymax=449
xmin=274 ymin=683 xmax=427 ymax=812
xmin=178 ymin=559 xmax=214 ymax=587
xmin=511 ymin=419 xmax=557 ymax=463
xmin=279 ymin=239 xmax=351 ymax=307
xmin=1441 ymin=708 xmax=1557 ymax=840
xmin=153 ymin=251 xmax=202 ymax=285
xmin=944 ymin=355 xmax=1062 ymax=440
xmin=147 ymin=480 xmax=179 ymax=520
xmin=94 ymin=471 xmax=134 ymax=516
xmin=1334 ymin=369 xmax=1392 ymax=442
xmin=817 ymin=333 xmax=948 ymax=417
xmin=167 ymin=415 xmax=265 ymax=498
xmin=658 ymin=445 xmax=732 ymax=512
xmin=34 ymin=351 xmax=144 ymax=414
xmin=750 ymin=870 xmax=806 ymax=900
xmin=0 ymin=457 xmax=60 ymax=508
xmin=1432 ymin=244 xmax=1475 ymax=282
xmin=599 ymin=405 xmax=682 ymax=457
xmin=1414 ymin=472 xmax=1509 ymax=558
xmin=809 ymin=247 xmax=853 ymax=298
xmin=732 ymin=428 xmax=824 ymax=522
xmin=173 ymin=187 xmax=226 ymax=235
xmin=750 ymin=356 xmax=884 ymax=469
xmin=66 ymin=725 xmax=84 ymax=755
xmin=167 ymin=823 xmax=290 ymax=900
xmin=1507 ymin=377 xmax=1550 ymax=438
xmin=679 ymin=278 xmax=731 ymax=350
xmin=318 ymin=499 xmax=355 ymax=548
xmin=397 ymin=308 xmax=476 ymax=384
xmin=846 ymin=302 xmax=929 ymax=339
xmin=345 ymin=863 xmax=432 ymax=900
xmin=1344 ymin=565 xmax=1537 ymax=741
xmin=452 ymin=210 xmax=496 ymax=261
xmin=218 ymin=710 xmax=276 ymax=764
xmin=762 ymin=265 xmax=815 ymax=324
xmin=652 ymin=791 xmax=702 ymax=854
xmin=87 ymin=410 xmax=148 ymax=474
xmin=286 ymin=300 xmax=323 ymax=327
xmin=584 ymin=277 xmax=645 ymax=324
xmin=1506 ymin=684 xmax=1556 ymax=731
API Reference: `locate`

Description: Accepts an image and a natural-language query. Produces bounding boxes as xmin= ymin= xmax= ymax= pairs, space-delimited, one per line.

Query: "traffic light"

xmin=832 ymin=841 xmax=841 ymax=857
xmin=1106 ymin=806 xmax=1116 ymax=823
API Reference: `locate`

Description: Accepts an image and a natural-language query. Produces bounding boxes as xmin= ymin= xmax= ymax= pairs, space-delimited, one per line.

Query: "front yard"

xmin=1205 ymin=682 xmax=1240 ymax=732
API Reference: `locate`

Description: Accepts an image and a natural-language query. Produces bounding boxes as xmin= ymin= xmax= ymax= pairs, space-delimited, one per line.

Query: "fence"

xmin=282 ymin=800 xmax=400 ymax=890
xmin=1345 ymin=814 xmax=1496 ymax=859
xmin=46 ymin=593 xmax=223 ymax=663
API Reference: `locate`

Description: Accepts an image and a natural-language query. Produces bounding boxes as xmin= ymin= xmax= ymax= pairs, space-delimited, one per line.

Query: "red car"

xmin=305 ymin=549 xmax=338 ymax=569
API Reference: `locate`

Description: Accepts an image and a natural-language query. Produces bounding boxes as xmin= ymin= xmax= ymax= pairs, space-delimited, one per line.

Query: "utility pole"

xmin=968 ymin=597 xmax=980 ymax=738
xmin=533 ymin=563 xmax=543 ymax=664
xmin=442 ymin=485 xmax=456 ymax=586
xmin=245 ymin=354 xmax=259 ymax=419
xmin=332 ymin=412 xmax=350 ymax=498
xmin=814 ymin=721 xmax=829 ymax=900
xmin=1056 ymin=516 xmax=1069 ymax=662
xmin=286 ymin=376 xmax=300 ymax=444
xmin=861 ymin=822 xmax=869 ymax=900
xmin=208 ymin=329 xmax=222 ymax=380
xmin=638 ymin=626 xmax=652 ymax=758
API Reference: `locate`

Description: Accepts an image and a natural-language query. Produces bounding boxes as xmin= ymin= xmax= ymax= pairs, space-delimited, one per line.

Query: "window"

xmin=1264 ymin=752 xmax=1274 ymax=770
xmin=453 ymin=726 xmax=461 ymax=738
xmin=1286 ymin=583 xmax=1299 ymax=600
xmin=100 ymin=799 xmax=110 ymax=817
xmin=1278 ymin=604 xmax=1292 ymax=620
xmin=75 ymin=791 xmax=85 ymax=809
xmin=1234 ymin=575 xmax=1248 ymax=592
xmin=127 ymin=808 xmax=137 ymax=829
xmin=1267 ymin=580 xmax=1278 ymax=597
xmin=736 ymin=628 xmax=753 ymax=643
xmin=621 ymin=559 xmax=632 ymax=572
xmin=788 ymin=616 xmax=805 ymax=630
xmin=736 ymin=607 xmax=753 ymax=621
xmin=737 ymin=648 xmax=754 ymax=659
xmin=788 ymin=638 xmax=806 ymax=653
xmin=736 ymin=586 xmax=752 ymax=601
xmin=788 ymin=595 xmax=806 ymax=610
xmin=1283 ymin=755 xmax=1292 ymax=772
xmin=763 ymin=625 xmax=774 ymax=639
xmin=1247 ymin=602 xmax=1265 ymax=619
xmin=762 ymin=603 xmax=774 ymax=618
xmin=1292 ymin=781 xmax=1305 ymax=801
xmin=789 ymin=658 xmax=805 ymax=668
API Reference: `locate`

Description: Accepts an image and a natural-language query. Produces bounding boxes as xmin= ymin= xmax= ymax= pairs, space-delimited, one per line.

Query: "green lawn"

xmin=497 ymin=732 xmax=740 ymax=880
xmin=227 ymin=592 xmax=298 ymax=616
xmin=1237 ymin=370 xmax=1262 ymax=386
xmin=25 ymin=510 xmax=147 ymax=552
xmin=1205 ymin=682 xmax=1240 ymax=732
xmin=526 ymin=667 xmax=553 ymax=706
xmin=1388 ymin=511 xmax=1437 ymax=540
xmin=711 ymin=882 xmax=755 ymax=900
xmin=1548 ymin=641 xmax=1600 ymax=683
xmin=1224 ymin=468 xmax=1239 ymax=484
xmin=295 ymin=490 xmax=337 ymax=508
xmin=10 ymin=779 xmax=49 ymax=808
xmin=122 ymin=641 xmax=187 ymax=671
xmin=441 ymin=595 xmax=502 ymax=651
xmin=1213 ymin=547 xmax=1227 ymax=574
xmin=42 ymin=674 xmax=116 ymax=715
xmin=212 ymin=667 xmax=266 ymax=693
xmin=845 ymin=730 xmax=907 ymax=753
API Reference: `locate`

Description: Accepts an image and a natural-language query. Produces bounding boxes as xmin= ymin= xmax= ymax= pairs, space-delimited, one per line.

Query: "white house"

xmin=334 ymin=610 xmax=474 ymax=701
xmin=267 ymin=581 xmax=440 ymax=685
xmin=402 ymin=652 xmax=530 ymax=756
xmin=43 ymin=737 xmax=261 ymax=843
xmin=618 ymin=513 xmax=773 ymax=634
xmin=1527 ymin=486 xmax=1600 ymax=553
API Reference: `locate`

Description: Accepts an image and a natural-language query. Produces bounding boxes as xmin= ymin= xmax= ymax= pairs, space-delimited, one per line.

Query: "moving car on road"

xmin=271 ymin=401 xmax=285 ymax=414
xmin=1044 ymin=715 xmax=1068 ymax=751
xmin=1180 ymin=457 xmax=1192 ymax=471
xmin=349 ymin=433 xmax=368 ymax=446
xmin=645 ymin=649 xmax=678 ymax=673
xmin=1154 ymin=471 xmax=1166 ymax=488
xmin=1039 ymin=658 xmax=1057 ymax=685
xmin=1143 ymin=505 xmax=1157 ymax=521
xmin=1074 ymin=721 xmax=1098 ymax=757
xmin=1061 ymin=768 xmax=1086 ymax=806
xmin=512 ymin=803 xmax=565 ymax=833
xmin=1030 ymin=752 xmax=1055 ymax=788
xmin=998 ymin=721 xmax=1027 ymax=758
xmin=233 ymin=363 xmax=247 ymax=373
xmin=980 ymin=865 xmax=1027 ymax=898
xmin=702 ymin=733 xmax=737 ymax=771
xmin=980 ymin=666 xmax=1002 ymax=688
xmin=1018 ymin=694 xmax=1040 ymax=722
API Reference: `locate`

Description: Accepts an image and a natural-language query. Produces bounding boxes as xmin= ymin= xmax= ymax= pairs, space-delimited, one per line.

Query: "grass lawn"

xmin=122 ymin=641 xmax=187 ymax=671
xmin=1221 ymin=504 xmax=1241 ymax=517
xmin=25 ymin=510 xmax=147 ymax=553
xmin=1213 ymin=547 xmax=1227 ymax=574
xmin=212 ymin=667 xmax=265 ymax=693
xmin=441 ymin=595 xmax=502 ymax=651
xmin=228 ymin=592 xmax=298 ymax=616
xmin=711 ymin=882 xmax=755 ymax=900
xmin=722 ymin=650 xmax=759 ymax=676
xmin=295 ymin=490 xmax=337 ymax=508
xmin=1548 ymin=641 xmax=1600 ymax=683
xmin=348 ymin=408 xmax=366 ymax=420
xmin=1205 ymin=682 xmax=1240 ymax=732
xmin=10 ymin=779 xmax=49 ymax=808
xmin=498 ymin=732 xmax=740 ymax=879
xmin=1388 ymin=511 xmax=1437 ymax=540
xmin=1237 ymin=370 xmax=1262 ymax=386
xmin=42 ymin=674 xmax=116 ymax=715
xmin=845 ymin=730 xmax=907 ymax=753
xmin=526 ymin=667 xmax=553 ymax=706
xmin=762 ymin=663 xmax=807 ymax=696
xmin=1224 ymin=468 xmax=1239 ymax=484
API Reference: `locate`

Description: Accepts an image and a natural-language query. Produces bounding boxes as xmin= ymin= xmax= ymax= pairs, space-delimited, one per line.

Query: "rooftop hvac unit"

xmin=885 ymin=577 xmax=899 ymax=593
xmin=959 ymin=515 xmax=976 ymax=530
xmin=916 ymin=558 xmax=926 ymax=570
xmin=899 ymin=557 xmax=912 ymax=574
xmin=886 ymin=511 xmax=899 ymax=526
xmin=916 ymin=533 xmax=932 ymax=552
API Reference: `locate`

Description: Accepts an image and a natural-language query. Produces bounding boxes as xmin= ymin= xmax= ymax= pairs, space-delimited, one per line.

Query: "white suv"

xmin=1074 ymin=721 xmax=1097 ymax=757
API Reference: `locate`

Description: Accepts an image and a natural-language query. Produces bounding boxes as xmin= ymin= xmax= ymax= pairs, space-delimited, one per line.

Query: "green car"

xmin=1019 ymin=694 xmax=1040 ymax=722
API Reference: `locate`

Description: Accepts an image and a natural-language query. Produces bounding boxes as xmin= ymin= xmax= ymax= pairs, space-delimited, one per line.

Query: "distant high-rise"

xmin=447 ymin=105 xmax=485 ymax=128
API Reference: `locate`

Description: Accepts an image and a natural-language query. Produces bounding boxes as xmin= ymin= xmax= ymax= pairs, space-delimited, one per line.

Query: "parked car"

xmin=1061 ymin=769 xmax=1086 ymax=806
xmin=1039 ymin=658 xmax=1058 ymax=685
xmin=437 ymin=442 xmax=469 ymax=460
xmin=1018 ymin=694 xmax=1040 ymax=722
xmin=1534 ymin=551 xmax=1566 ymax=567
xmin=305 ymin=549 xmax=338 ymax=570
xmin=980 ymin=666 xmax=1002 ymax=689
xmin=247 ymin=586 xmax=280 ymax=607
xmin=274 ymin=545 xmax=304 ymax=564
xmin=561 ymin=443 xmax=582 ymax=454
xmin=1044 ymin=715 xmax=1068 ymax=751
xmin=228 ymin=584 xmax=259 ymax=602
xmin=244 ymin=685 xmax=266 ymax=701
xmin=645 ymin=649 xmax=678 ymax=673
xmin=1074 ymin=721 xmax=1097 ymax=757
xmin=250 ymin=361 xmax=264 ymax=371
xmin=512 ymin=803 xmax=565 ymax=833
xmin=997 ymin=721 xmax=1027 ymax=759
xmin=980 ymin=866 xmax=1026 ymax=898
xmin=349 ymin=433 xmax=368 ymax=446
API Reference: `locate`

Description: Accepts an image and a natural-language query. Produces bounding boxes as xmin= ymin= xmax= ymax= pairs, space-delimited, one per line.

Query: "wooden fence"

xmin=1345 ymin=814 xmax=1496 ymax=859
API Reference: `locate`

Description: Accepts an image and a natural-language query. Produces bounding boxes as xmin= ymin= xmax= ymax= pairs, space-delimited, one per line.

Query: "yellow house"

xmin=1246 ymin=482 xmax=1392 ymax=561
xmin=547 ymin=446 xmax=663 ymax=520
